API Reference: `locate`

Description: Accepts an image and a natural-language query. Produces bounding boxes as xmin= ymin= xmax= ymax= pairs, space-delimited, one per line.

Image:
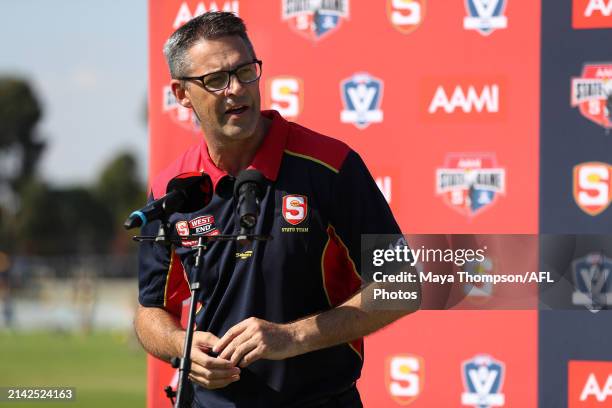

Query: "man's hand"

xmin=213 ymin=317 xmax=298 ymax=367
xmin=187 ymin=331 xmax=241 ymax=389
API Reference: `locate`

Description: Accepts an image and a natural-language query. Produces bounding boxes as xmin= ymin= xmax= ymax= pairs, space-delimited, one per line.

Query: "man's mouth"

xmin=225 ymin=105 xmax=249 ymax=115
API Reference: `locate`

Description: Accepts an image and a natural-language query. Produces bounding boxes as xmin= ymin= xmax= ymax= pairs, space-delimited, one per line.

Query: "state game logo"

xmin=340 ymin=72 xmax=384 ymax=129
xmin=573 ymin=162 xmax=612 ymax=216
xmin=175 ymin=215 xmax=219 ymax=247
xmin=162 ymin=85 xmax=201 ymax=133
xmin=387 ymin=0 xmax=426 ymax=35
xmin=265 ymin=76 xmax=304 ymax=121
xmin=463 ymin=0 xmax=508 ymax=36
xmin=571 ymin=252 xmax=612 ymax=312
xmin=282 ymin=195 xmax=308 ymax=225
xmin=385 ymin=354 xmax=424 ymax=405
xmin=282 ymin=0 xmax=349 ymax=42
xmin=571 ymin=64 xmax=612 ymax=130
xmin=461 ymin=354 xmax=506 ymax=408
xmin=436 ymin=154 xmax=506 ymax=217
xmin=568 ymin=360 xmax=612 ymax=407
xmin=573 ymin=0 xmax=612 ymax=29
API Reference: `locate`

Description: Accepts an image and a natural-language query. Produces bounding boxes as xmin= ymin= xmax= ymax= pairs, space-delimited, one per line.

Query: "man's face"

xmin=175 ymin=36 xmax=261 ymax=143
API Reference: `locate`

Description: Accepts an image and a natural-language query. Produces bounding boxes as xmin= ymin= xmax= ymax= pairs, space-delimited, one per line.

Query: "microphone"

xmin=233 ymin=169 xmax=265 ymax=234
xmin=124 ymin=172 xmax=213 ymax=230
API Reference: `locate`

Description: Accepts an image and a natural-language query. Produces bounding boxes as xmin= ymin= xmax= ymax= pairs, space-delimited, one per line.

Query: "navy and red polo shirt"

xmin=138 ymin=110 xmax=401 ymax=407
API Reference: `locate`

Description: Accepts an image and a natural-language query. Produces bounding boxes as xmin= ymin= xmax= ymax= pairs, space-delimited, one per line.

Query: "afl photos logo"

xmin=282 ymin=195 xmax=308 ymax=225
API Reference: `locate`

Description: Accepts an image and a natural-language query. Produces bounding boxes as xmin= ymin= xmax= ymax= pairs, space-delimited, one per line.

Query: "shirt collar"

xmin=198 ymin=110 xmax=289 ymax=191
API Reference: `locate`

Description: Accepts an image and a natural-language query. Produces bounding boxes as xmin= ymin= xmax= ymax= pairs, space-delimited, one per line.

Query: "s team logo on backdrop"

xmin=436 ymin=154 xmax=506 ymax=217
xmin=387 ymin=0 xmax=426 ymax=35
xmin=173 ymin=1 xmax=240 ymax=29
xmin=340 ymin=72 xmax=384 ymax=129
xmin=463 ymin=0 xmax=508 ymax=36
xmin=265 ymin=76 xmax=303 ymax=121
xmin=568 ymin=361 xmax=612 ymax=407
xmin=573 ymin=0 xmax=612 ymax=29
xmin=385 ymin=354 xmax=424 ymax=405
xmin=573 ymin=162 xmax=612 ymax=216
xmin=461 ymin=354 xmax=506 ymax=408
xmin=572 ymin=252 xmax=612 ymax=312
xmin=571 ymin=63 xmax=612 ymax=130
xmin=282 ymin=0 xmax=349 ymax=41
xmin=163 ymin=85 xmax=201 ymax=133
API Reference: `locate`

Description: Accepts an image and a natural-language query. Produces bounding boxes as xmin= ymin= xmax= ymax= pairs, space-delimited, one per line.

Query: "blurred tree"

xmin=16 ymin=181 xmax=115 ymax=255
xmin=0 ymin=78 xmax=45 ymax=252
xmin=0 ymin=78 xmax=45 ymax=194
xmin=94 ymin=152 xmax=146 ymax=254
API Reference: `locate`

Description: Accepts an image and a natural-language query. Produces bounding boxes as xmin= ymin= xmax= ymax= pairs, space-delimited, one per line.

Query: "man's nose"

xmin=224 ymin=73 xmax=245 ymax=96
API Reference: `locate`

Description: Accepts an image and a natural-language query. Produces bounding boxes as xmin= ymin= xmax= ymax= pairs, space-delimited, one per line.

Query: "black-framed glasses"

xmin=177 ymin=59 xmax=263 ymax=92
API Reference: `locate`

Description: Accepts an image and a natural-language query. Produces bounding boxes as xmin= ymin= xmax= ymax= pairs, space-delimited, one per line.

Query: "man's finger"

xmin=190 ymin=364 xmax=240 ymax=380
xmin=213 ymin=323 xmax=247 ymax=354
xmin=238 ymin=345 xmax=264 ymax=368
xmin=218 ymin=330 xmax=251 ymax=361
xmin=229 ymin=340 xmax=257 ymax=366
xmin=188 ymin=373 xmax=240 ymax=390
xmin=191 ymin=349 xmax=235 ymax=370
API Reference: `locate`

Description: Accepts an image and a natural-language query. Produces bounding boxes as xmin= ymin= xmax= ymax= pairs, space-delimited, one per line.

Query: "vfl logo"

xmin=573 ymin=162 xmax=612 ymax=216
xmin=386 ymin=354 xmax=424 ymax=405
xmin=282 ymin=195 xmax=308 ymax=225
xmin=387 ymin=0 xmax=426 ymax=35
xmin=572 ymin=252 xmax=612 ymax=312
xmin=163 ymin=85 xmax=201 ymax=133
xmin=568 ymin=361 xmax=612 ymax=407
xmin=464 ymin=0 xmax=508 ymax=36
xmin=340 ymin=73 xmax=384 ymax=129
xmin=571 ymin=63 xmax=612 ymax=130
xmin=436 ymin=154 xmax=506 ymax=217
xmin=282 ymin=0 xmax=349 ymax=41
xmin=265 ymin=76 xmax=303 ymax=120
xmin=573 ymin=0 xmax=612 ymax=29
xmin=461 ymin=354 xmax=505 ymax=408
xmin=173 ymin=1 xmax=240 ymax=29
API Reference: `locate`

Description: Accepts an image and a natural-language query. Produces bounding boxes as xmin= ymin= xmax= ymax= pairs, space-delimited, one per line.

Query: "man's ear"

xmin=171 ymin=79 xmax=192 ymax=108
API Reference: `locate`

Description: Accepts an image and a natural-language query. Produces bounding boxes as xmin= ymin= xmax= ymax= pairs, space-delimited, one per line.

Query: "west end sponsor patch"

xmin=175 ymin=215 xmax=220 ymax=247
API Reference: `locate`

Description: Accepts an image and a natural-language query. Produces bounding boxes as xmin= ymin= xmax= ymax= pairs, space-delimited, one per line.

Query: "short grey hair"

xmin=163 ymin=11 xmax=256 ymax=78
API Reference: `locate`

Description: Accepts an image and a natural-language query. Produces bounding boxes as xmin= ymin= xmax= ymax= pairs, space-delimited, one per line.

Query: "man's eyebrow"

xmin=194 ymin=60 xmax=254 ymax=77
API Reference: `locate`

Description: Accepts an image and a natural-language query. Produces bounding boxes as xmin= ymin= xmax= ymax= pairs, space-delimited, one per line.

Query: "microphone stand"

xmin=133 ymin=231 xmax=270 ymax=408
xmin=172 ymin=235 xmax=206 ymax=408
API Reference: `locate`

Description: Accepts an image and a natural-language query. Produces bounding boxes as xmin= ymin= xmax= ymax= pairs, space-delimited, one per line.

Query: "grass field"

xmin=0 ymin=330 xmax=146 ymax=407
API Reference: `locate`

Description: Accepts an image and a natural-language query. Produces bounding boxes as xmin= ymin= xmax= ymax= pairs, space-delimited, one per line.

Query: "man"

xmin=135 ymin=11 xmax=417 ymax=407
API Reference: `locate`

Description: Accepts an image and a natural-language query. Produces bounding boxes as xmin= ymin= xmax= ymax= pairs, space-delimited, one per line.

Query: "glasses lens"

xmin=203 ymin=72 xmax=229 ymax=91
xmin=236 ymin=62 xmax=261 ymax=84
